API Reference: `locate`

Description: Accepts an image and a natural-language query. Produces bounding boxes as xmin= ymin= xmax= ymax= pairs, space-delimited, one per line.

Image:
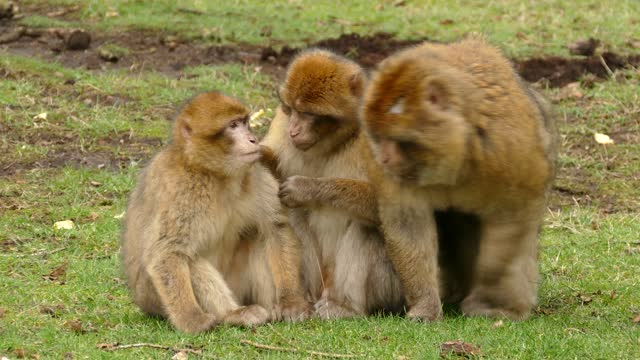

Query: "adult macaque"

xmin=361 ymin=36 xmax=558 ymax=320
xmin=121 ymin=92 xmax=312 ymax=333
xmin=261 ymin=49 xmax=404 ymax=318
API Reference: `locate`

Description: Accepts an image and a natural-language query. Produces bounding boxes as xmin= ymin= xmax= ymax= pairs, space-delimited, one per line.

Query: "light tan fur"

xmin=121 ymin=92 xmax=311 ymax=334
xmin=261 ymin=49 xmax=404 ymax=318
xmin=361 ymin=36 xmax=558 ymax=321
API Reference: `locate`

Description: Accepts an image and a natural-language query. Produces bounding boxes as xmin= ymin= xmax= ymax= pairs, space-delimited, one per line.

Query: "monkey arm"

xmin=379 ymin=194 xmax=442 ymax=321
xmin=259 ymin=145 xmax=282 ymax=181
xmin=279 ymin=176 xmax=380 ymax=225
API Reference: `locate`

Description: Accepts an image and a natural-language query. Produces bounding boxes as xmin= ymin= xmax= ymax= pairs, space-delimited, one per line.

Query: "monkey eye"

xmin=397 ymin=140 xmax=421 ymax=154
xmin=229 ymin=121 xmax=239 ymax=129
xmin=281 ymin=104 xmax=292 ymax=115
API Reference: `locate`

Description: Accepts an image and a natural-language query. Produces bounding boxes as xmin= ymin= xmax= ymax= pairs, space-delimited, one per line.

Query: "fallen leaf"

xmin=14 ymin=349 xmax=26 ymax=358
xmin=43 ymin=262 xmax=68 ymax=281
xmin=89 ymin=180 xmax=102 ymax=187
xmin=594 ymin=133 xmax=614 ymax=145
xmin=172 ymin=351 xmax=188 ymax=360
xmin=633 ymin=314 xmax=640 ymax=324
xmin=492 ymin=319 xmax=504 ymax=328
xmin=39 ymin=304 xmax=65 ymax=317
xmin=63 ymin=352 xmax=74 ymax=359
xmin=105 ymin=11 xmax=119 ymax=17
xmin=63 ymin=319 xmax=84 ymax=333
xmin=439 ymin=19 xmax=454 ymax=25
xmin=578 ymin=295 xmax=592 ymax=305
xmin=53 ymin=220 xmax=74 ymax=230
xmin=96 ymin=343 xmax=117 ymax=350
xmin=0 ymin=307 xmax=5 ymax=318
xmin=87 ymin=212 xmax=99 ymax=221
xmin=113 ymin=211 xmax=125 ymax=219
xmin=33 ymin=112 xmax=47 ymax=120
xmin=567 ymin=38 xmax=600 ymax=56
xmin=440 ymin=340 xmax=481 ymax=358
xmin=554 ymin=82 xmax=583 ymax=101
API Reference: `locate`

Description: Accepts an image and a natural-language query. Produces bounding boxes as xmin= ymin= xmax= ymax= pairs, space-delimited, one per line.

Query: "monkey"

xmin=359 ymin=35 xmax=558 ymax=321
xmin=261 ymin=49 xmax=404 ymax=319
xmin=121 ymin=92 xmax=312 ymax=334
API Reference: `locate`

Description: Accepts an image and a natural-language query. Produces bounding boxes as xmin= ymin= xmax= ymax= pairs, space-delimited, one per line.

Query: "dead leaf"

xmin=0 ymin=307 xmax=5 ymax=318
xmin=89 ymin=180 xmax=102 ymax=187
xmin=64 ymin=319 xmax=84 ymax=333
xmin=63 ymin=352 xmax=74 ymax=359
xmin=33 ymin=112 xmax=47 ymax=120
xmin=39 ymin=304 xmax=65 ymax=317
xmin=88 ymin=212 xmax=99 ymax=221
xmin=14 ymin=349 xmax=26 ymax=359
xmin=53 ymin=220 xmax=75 ymax=230
xmin=633 ymin=314 xmax=640 ymax=324
xmin=440 ymin=340 xmax=481 ymax=358
xmin=577 ymin=294 xmax=592 ymax=305
xmin=113 ymin=211 xmax=125 ymax=219
xmin=439 ymin=19 xmax=454 ymax=25
xmin=568 ymin=38 xmax=600 ymax=56
xmin=172 ymin=351 xmax=188 ymax=360
xmin=594 ymin=133 xmax=614 ymax=145
xmin=105 ymin=11 xmax=119 ymax=18
xmin=554 ymin=82 xmax=583 ymax=101
xmin=43 ymin=262 xmax=68 ymax=281
xmin=515 ymin=32 xmax=527 ymax=40
xmin=96 ymin=343 xmax=117 ymax=350
xmin=492 ymin=319 xmax=504 ymax=328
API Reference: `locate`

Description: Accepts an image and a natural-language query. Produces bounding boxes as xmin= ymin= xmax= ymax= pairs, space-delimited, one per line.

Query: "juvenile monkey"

xmin=121 ymin=92 xmax=312 ymax=333
xmin=261 ymin=49 xmax=404 ymax=318
xmin=360 ymin=36 xmax=558 ymax=320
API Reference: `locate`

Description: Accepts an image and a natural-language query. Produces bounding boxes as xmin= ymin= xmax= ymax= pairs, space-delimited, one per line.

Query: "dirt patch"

xmin=0 ymin=128 xmax=163 ymax=177
xmin=2 ymin=17 xmax=640 ymax=86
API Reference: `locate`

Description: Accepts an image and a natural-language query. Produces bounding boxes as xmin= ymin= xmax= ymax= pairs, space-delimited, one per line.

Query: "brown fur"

xmin=361 ymin=36 xmax=558 ymax=320
xmin=262 ymin=49 xmax=404 ymax=318
xmin=121 ymin=92 xmax=311 ymax=334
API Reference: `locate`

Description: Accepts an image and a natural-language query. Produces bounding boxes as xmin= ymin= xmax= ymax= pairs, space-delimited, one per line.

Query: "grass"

xmin=2 ymin=1 xmax=640 ymax=359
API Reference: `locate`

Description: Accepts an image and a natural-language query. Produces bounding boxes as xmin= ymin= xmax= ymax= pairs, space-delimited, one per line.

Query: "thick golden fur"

xmin=361 ymin=36 xmax=558 ymax=320
xmin=121 ymin=92 xmax=311 ymax=333
xmin=262 ymin=49 xmax=404 ymax=318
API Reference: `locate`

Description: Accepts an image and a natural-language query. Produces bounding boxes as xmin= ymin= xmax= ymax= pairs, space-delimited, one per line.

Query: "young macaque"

xmin=121 ymin=92 xmax=312 ymax=333
xmin=261 ymin=49 xmax=404 ymax=318
xmin=361 ymin=36 xmax=558 ymax=320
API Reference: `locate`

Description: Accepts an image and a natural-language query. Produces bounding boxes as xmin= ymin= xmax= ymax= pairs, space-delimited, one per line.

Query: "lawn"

xmin=1 ymin=1 xmax=639 ymax=359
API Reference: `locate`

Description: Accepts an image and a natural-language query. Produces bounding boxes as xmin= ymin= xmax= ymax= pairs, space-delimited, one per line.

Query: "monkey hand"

xmin=223 ymin=304 xmax=270 ymax=327
xmin=406 ymin=294 xmax=443 ymax=322
xmin=279 ymin=175 xmax=316 ymax=208
xmin=273 ymin=300 xmax=314 ymax=322
xmin=172 ymin=310 xmax=219 ymax=334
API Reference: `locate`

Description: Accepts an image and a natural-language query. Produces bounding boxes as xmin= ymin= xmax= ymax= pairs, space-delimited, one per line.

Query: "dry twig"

xmin=240 ymin=339 xmax=362 ymax=358
xmin=97 ymin=342 xmax=201 ymax=355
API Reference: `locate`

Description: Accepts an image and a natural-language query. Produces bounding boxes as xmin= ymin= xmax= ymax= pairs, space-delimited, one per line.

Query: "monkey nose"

xmin=249 ymin=136 xmax=257 ymax=144
xmin=289 ymin=130 xmax=300 ymax=138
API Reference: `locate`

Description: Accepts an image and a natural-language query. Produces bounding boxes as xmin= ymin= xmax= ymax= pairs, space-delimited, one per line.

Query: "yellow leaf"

xmin=33 ymin=112 xmax=47 ymax=120
xmin=594 ymin=133 xmax=614 ymax=145
xmin=53 ymin=220 xmax=74 ymax=230
xmin=113 ymin=211 xmax=126 ymax=219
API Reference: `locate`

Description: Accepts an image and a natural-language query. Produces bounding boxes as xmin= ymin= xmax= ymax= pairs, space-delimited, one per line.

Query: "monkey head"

xmin=279 ymin=49 xmax=366 ymax=153
xmin=174 ymin=92 xmax=259 ymax=175
xmin=362 ymin=51 xmax=475 ymax=187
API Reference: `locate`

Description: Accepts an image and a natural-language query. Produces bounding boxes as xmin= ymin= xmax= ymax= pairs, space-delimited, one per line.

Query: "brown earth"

xmin=2 ymin=19 xmax=639 ymax=86
xmin=1 ymin=13 xmax=639 ymax=212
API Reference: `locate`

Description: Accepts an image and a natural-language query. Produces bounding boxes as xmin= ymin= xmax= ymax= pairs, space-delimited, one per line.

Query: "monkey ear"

xmin=179 ymin=116 xmax=193 ymax=140
xmin=348 ymin=72 xmax=365 ymax=97
xmin=423 ymin=77 xmax=453 ymax=112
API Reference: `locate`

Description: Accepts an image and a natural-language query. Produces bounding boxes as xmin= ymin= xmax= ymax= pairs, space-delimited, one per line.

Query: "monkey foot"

xmin=223 ymin=304 xmax=270 ymax=327
xmin=314 ymin=297 xmax=360 ymax=319
xmin=172 ymin=311 xmax=219 ymax=334
xmin=460 ymin=294 xmax=531 ymax=320
xmin=407 ymin=296 xmax=443 ymax=322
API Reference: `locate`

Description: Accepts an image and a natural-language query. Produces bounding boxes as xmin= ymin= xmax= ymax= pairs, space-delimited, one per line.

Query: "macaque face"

xmin=224 ymin=116 xmax=260 ymax=164
xmin=281 ymin=104 xmax=339 ymax=151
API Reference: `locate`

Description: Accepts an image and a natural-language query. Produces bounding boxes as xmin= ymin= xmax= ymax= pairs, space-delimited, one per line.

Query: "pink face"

xmin=225 ymin=117 xmax=260 ymax=163
xmin=287 ymin=109 xmax=318 ymax=150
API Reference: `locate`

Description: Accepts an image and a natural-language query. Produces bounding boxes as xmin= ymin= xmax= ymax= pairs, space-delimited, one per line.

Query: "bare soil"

xmin=2 ymin=12 xmax=639 ymax=212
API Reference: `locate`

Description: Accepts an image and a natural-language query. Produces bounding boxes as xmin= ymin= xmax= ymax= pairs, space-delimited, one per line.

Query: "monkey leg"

xmin=380 ymin=204 xmax=442 ymax=322
xmin=460 ymin=220 xmax=539 ymax=320
xmin=315 ymin=224 xmax=374 ymax=319
xmin=265 ymin=221 xmax=314 ymax=322
xmin=192 ymin=257 xmax=271 ymax=327
xmin=147 ymin=254 xmax=218 ymax=333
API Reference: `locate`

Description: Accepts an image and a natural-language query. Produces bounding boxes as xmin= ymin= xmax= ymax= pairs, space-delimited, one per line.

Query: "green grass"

xmin=20 ymin=0 xmax=640 ymax=57
xmin=2 ymin=1 xmax=640 ymax=359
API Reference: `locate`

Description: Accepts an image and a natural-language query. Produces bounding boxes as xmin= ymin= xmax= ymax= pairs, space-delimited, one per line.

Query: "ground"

xmin=1 ymin=1 xmax=639 ymax=359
